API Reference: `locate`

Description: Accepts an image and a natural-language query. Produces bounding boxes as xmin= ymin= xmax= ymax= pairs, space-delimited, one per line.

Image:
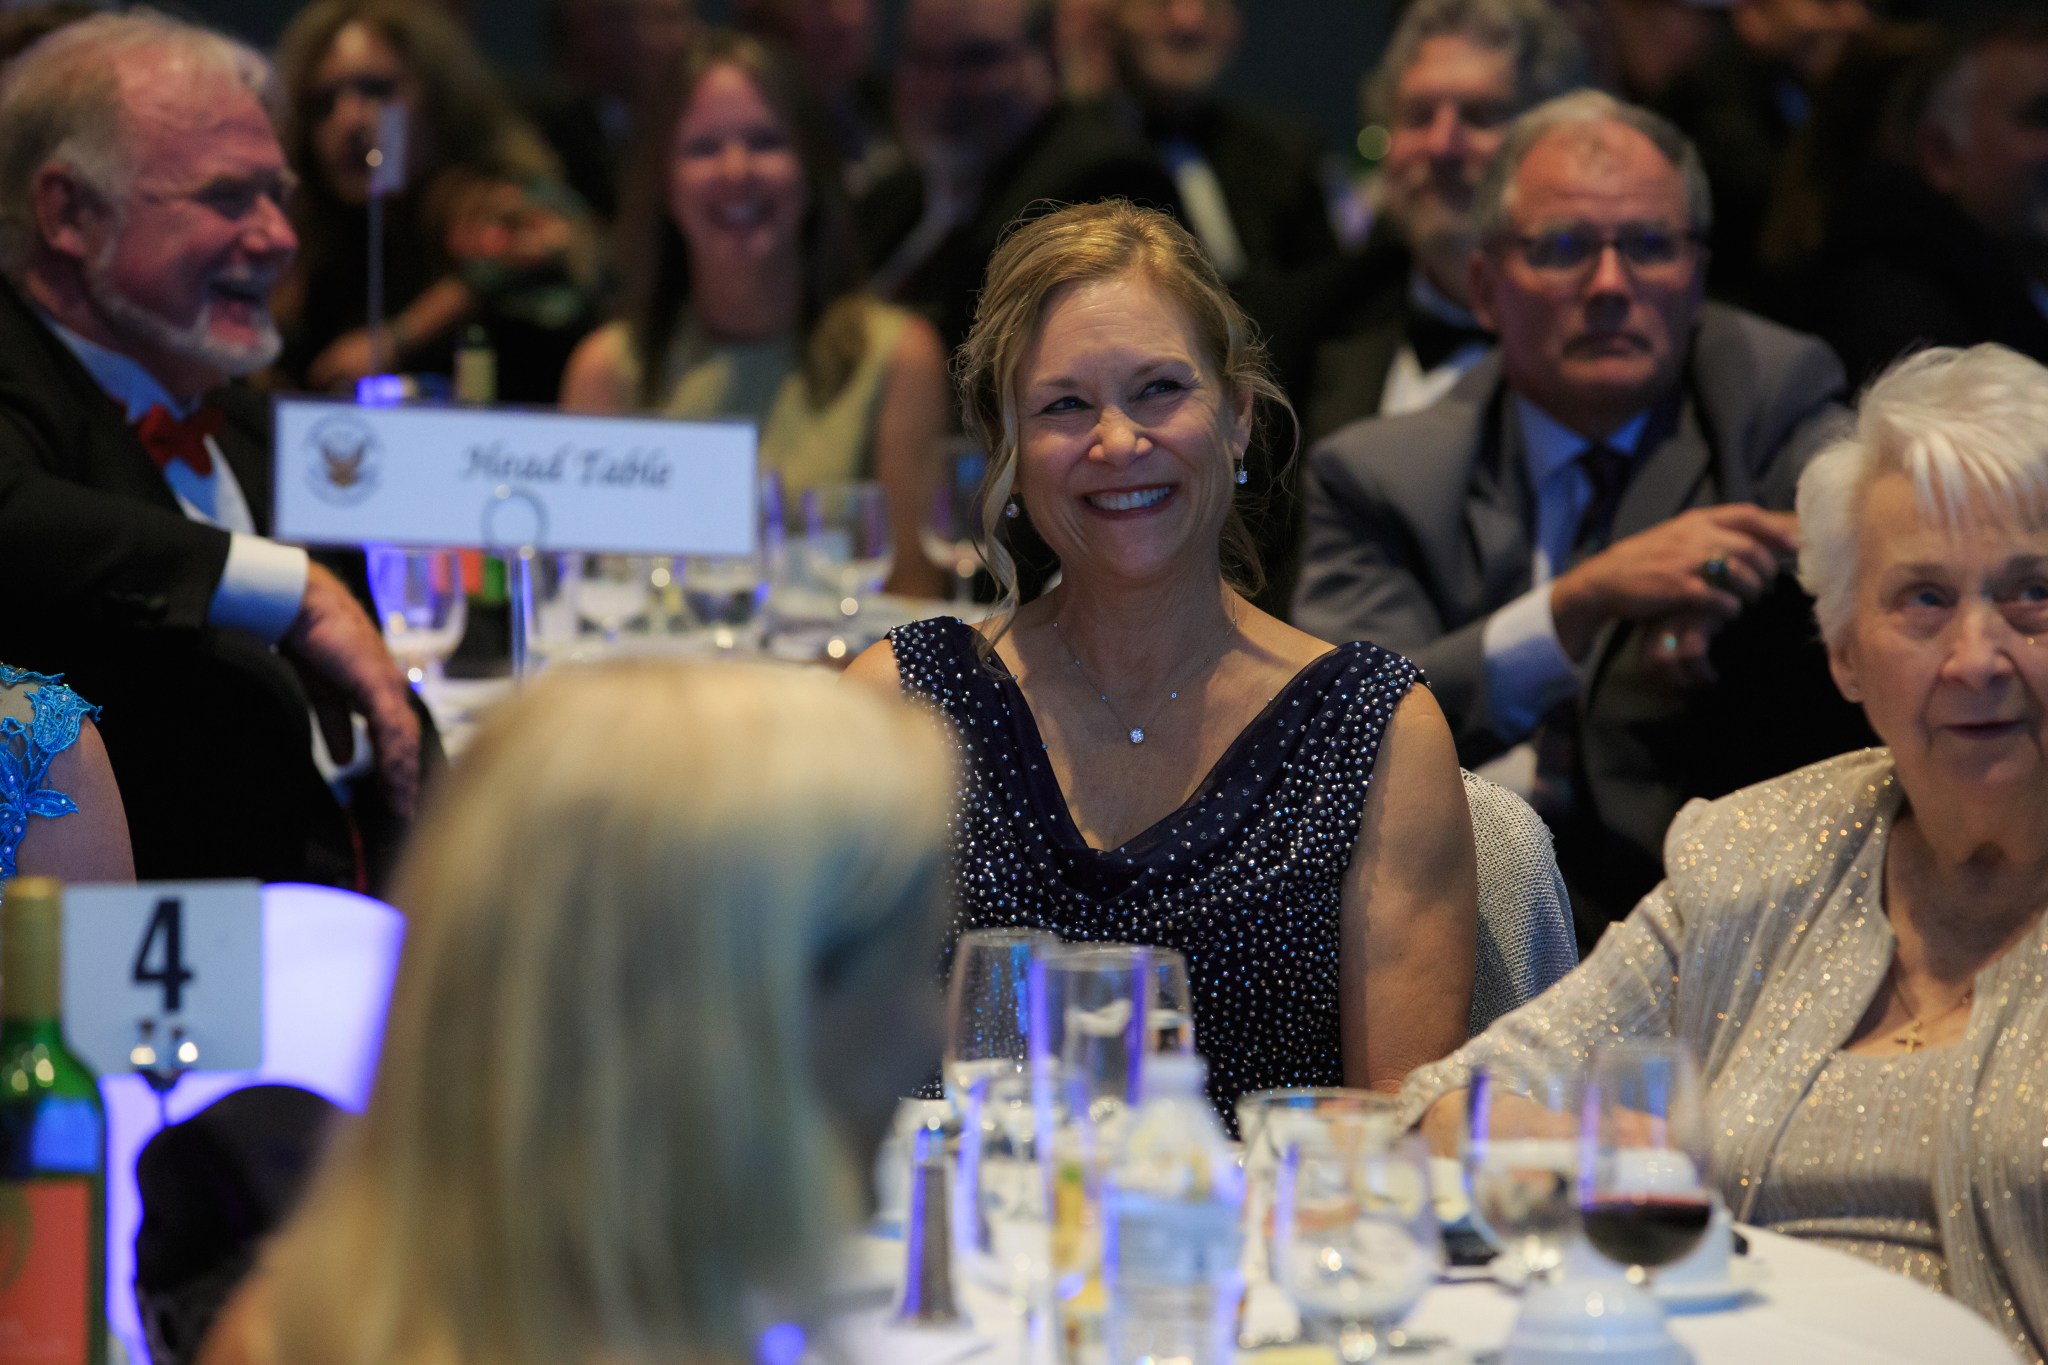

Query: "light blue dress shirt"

xmin=1479 ymin=397 xmax=1649 ymax=743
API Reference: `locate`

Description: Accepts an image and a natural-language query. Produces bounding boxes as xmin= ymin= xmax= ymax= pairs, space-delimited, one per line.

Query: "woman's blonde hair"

xmin=955 ymin=199 xmax=1296 ymax=651
xmin=262 ymin=662 xmax=954 ymax=1365
xmin=1797 ymin=344 xmax=2048 ymax=646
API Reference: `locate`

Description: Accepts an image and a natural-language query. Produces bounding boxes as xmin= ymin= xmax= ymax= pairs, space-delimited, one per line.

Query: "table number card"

xmin=61 ymin=881 xmax=263 ymax=1077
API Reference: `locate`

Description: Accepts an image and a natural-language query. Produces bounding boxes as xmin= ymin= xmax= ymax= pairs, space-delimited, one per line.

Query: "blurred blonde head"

xmin=1798 ymin=344 xmax=2048 ymax=647
xmin=954 ymin=198 xmax=1293 ymax=649
xmin=264 ymin=662 xmax=954 ymax=1365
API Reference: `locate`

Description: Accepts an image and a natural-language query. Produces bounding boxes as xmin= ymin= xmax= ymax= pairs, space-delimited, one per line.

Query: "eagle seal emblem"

xmin=305 ymin=412 xmax=382 ymax=506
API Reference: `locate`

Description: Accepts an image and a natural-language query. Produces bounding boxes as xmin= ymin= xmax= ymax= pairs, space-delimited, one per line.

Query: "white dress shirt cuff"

xmin=1481 ymin=583 xmax=1584 ymax=742
xmin=208 ymin=535 xmax=309 ymax=643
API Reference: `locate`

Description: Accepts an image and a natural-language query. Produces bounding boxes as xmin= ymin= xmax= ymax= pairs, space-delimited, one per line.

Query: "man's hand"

xmin=282 ymin=562 xmax=421 ymax=820
xmin=1641 ymin=611 xmax=1723 ymax=690
xmin=1549 ymin=505 xmax=1799 ymax=662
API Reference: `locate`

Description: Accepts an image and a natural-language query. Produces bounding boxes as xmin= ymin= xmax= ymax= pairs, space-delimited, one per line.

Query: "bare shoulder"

xmin=559 ymin=321 xmax=635 ymax=414
xmin=844 ymin=637 xmax=905 ymax=698
xmin=16 ymin=715 xmax=135 ymax=884
xmin=886 ymin=310 xmax=948 ymax=375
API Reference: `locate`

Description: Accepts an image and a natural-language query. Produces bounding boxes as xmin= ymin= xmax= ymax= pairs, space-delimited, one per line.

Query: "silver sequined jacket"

xmin=1400 ymin=748 xmax=2048 ymax=1362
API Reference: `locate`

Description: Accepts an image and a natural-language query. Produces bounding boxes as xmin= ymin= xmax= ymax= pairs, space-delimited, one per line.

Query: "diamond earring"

xmin=1236 ymin=464 xmax=1249 ymax=486
xmin=1004 ymin=500 xmax=1020 ymax=519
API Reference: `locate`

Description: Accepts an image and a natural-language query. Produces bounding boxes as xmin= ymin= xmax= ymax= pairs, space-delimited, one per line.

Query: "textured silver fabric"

xmin=1748 ymin=1047 xmax=1952 ymax=1292
xmin=1403 ymin=749 xmax=2048 ymax=1363
xmin=1463 ymin=770 xmax=1578 ymax=1035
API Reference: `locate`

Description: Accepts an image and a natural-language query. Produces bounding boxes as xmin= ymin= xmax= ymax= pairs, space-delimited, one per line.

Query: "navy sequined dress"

xmin=888 ymin=616 xmax=1421 ymax=1116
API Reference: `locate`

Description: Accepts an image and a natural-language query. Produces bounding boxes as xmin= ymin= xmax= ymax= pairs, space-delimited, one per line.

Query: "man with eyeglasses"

xmin=859 ymin=0 xmax=1178 ymax=353
xmin=1295 ymin=90 xmax=1871 ymax=944
xmin=0 ymin=13 xmax=426 ymax=886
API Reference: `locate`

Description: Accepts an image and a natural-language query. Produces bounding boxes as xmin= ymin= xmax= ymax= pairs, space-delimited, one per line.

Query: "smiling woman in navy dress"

xmin=849 ymin=200 xmax=1476 ymax=1112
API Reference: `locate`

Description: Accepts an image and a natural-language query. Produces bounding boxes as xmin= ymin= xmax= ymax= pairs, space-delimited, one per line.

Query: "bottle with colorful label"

xmin=0 ymin=877 xmax=106 ymax=1365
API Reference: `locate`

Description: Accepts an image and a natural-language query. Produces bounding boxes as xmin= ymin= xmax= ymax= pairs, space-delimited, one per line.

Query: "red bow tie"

xmin=135 ymin=404 xmax=223 ymax=478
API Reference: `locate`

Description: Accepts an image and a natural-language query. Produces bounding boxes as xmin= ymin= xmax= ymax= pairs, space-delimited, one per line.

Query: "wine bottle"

xmin=0 ymin=877 xmax=106 ymax=1365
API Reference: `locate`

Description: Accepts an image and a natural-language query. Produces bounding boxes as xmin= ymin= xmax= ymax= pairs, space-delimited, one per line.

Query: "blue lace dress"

xmin=0 ymin=666 xmax=99 ymax=881
xmin=888 ymin=616 xmax=1421 ymax=1115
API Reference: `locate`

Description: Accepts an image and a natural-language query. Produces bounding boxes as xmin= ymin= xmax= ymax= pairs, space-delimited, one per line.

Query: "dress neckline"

xmin=988 ymin=637 xmax=1358 ymax=858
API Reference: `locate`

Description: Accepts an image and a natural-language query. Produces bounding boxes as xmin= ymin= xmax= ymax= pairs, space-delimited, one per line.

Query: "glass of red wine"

xmin=1580 ymin=1041 xmax=1713 ymax=1286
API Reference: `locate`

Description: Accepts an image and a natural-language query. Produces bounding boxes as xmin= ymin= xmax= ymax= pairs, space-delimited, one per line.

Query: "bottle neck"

xmin=2 ymin=918 xmax=59 ymax=1021
xmin=0 ymin=1017 xmax=67 ymax=1047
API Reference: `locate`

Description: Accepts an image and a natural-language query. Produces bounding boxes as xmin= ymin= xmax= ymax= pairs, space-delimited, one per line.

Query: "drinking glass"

xmin=1581 ymin=1041 xmax=1713 ymax=1285
xmin=1236 ymin=1089 xmax=1403 ymax=1348
xmin=945 ymin=928 xmax=1058 ymax=1114
xmin=956 ymin=1067 xmax=1052 ymax=1301
xmin=1145 ymin=948 xmax=1194 ymax=1054
xmin=1027 ymin=942 xmax=1152 ymax=1340
xmin=574 ymin=553 xmax=658 ymax=642
xmin=678 ymin=553 xmax=767 ymax=652
xmin=920 ymin=438 xmax=988 ymax=603
xmin=366 ymin=546 xmax=467 ymax=687
xmin=1274 ymin=1114 xmax=1442 ymax=1362
xmin=1467 ymin=1055 xmax=1583 ymax=1283
xmin=801 ymin=480 xmax=893 ymax=619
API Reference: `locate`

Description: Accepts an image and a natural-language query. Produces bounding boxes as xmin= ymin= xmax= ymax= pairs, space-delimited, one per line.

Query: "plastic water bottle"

xmin=1102 ymin=1053 xmax=1244 ymax=1365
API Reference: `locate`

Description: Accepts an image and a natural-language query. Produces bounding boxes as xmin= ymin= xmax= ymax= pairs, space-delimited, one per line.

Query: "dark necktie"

xmin=1569 ymin=441 xmax=1634 ymax=561
xmin=135 ymin=404 xmax=222 ymax=478
xmin=1534 ymin=441 xmax=1636 ymax=826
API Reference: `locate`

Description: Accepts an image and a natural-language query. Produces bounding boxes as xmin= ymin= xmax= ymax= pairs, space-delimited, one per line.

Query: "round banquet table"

xmin=827 ymin=1226 xmax=2020 ymax=1365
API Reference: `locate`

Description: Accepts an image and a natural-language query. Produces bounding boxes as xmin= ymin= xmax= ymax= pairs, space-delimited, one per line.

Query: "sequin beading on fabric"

xmin=888 ymin=616 xmax=1420 ymax=1120
xmin=0 ymin=665 xmax=98 ymax=880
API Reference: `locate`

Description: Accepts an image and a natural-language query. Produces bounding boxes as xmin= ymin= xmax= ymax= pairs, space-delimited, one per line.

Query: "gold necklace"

xmin=1048 ymin=606 xmax=1238 ymax=746
xmin=1887 ymin=959 xmax=1974 ymax=1053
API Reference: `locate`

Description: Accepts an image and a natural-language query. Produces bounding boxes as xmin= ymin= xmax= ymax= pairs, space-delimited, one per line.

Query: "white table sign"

xmin=61 ymin=881 xmax=262 ymax=1076
xmin=272 ymin=398 xmax=758 ymax=555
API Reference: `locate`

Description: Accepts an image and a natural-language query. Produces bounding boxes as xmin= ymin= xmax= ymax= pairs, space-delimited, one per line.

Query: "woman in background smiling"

xmin=562 ymin=29 xmax=949 ymax=595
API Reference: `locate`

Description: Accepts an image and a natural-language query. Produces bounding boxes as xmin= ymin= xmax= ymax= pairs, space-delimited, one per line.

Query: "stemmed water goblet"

xmin=921 ymin=438 xmax=988 ymax=603
xmin=366 ymin=546 xmax=467 ymax=688
xmin=1273 ymin=1111 xmax=1443 ymax=1361
xmin=1466 ymin=1054 xmax=1584 ymax=1284
xmin=947 ymin=930 xmax=1058 ymax=1297
xmin=801 ymin=480 xmax=893 ymax=624
xmin=573 ymin=553 xmax=658 ymax=643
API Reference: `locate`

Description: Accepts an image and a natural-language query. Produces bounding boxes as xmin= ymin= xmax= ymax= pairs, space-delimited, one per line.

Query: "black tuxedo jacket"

xmin=1295 ymin=303 xmax=1874 ymax=935
xmin=0 ymin=277 xmax=418 ymax=887
xmin=857 ymin=101 xmax=1182 ymax=354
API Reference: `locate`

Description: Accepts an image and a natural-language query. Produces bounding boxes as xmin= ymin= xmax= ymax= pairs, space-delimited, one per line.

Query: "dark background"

xmin=168 ymin=0 xmax=1393 ymax=151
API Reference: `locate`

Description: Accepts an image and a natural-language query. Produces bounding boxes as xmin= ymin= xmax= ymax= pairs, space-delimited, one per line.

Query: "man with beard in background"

xmin=0 ymin=12 xmax=424 ymax=887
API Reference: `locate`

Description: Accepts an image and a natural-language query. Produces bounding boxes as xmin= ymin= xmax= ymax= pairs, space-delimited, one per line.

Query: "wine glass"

xmin=574 ymin=554 xmax=657 ymax=643
xmin=1235 ymin=1089 xmax=1402 ymax=1349
xmin=1467 ymin=1054 xmax=1583 ymax=1284
xmin=1581 ymin=1041 xmax=1713 ymax=1285
xmin=801 ymin=481 xmax=893 ymax=621
xmin=1274 ymin=1113 xmax=1443 ymax=1362
xmin=678 ymin=553 xmax=766 ymax=652
xmin=921 ymin=438 xmax=988 ymax=603
xmin=366 ymin=546 xmax=467 ymax=688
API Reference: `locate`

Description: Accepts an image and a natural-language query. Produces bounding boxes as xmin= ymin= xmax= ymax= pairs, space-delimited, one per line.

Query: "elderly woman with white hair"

xmin=1405 ymin=343 xmax=2048 ymax=1361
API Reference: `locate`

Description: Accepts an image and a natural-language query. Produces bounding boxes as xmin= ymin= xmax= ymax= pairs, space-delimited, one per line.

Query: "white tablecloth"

xmin=835 ymin=1227 xmax=2019 ymax=1365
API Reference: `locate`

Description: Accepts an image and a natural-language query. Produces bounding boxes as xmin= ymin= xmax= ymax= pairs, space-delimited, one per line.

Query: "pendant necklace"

xmin=1887 ymin=959 xmax=1973 ymax=1054
xmin=1049 ymin=605 xmax=1238 ymax=746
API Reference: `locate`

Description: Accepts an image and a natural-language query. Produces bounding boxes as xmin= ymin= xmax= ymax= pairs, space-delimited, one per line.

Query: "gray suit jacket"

xmin=1293 ymin=304 xmax=1854 ymax=919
